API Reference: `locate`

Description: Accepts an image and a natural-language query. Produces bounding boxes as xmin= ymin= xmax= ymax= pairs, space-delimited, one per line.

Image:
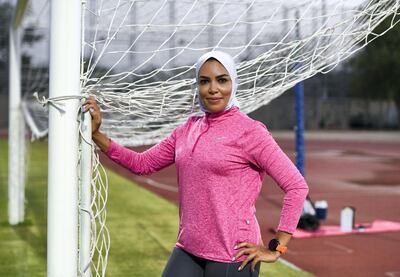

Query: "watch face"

xmin=268 ymin=239 xmax=279 ymax=251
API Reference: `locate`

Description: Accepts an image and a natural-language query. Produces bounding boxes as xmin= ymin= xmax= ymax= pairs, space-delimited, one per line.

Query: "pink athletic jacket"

xmin=105 ymin=107 xmax=309 ymax=262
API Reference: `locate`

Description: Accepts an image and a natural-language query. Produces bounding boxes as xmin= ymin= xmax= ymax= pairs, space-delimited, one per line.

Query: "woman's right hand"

xmin=83 ymin=95 xmax=111 ymax=151
xmin=83 ymin=95 xmax=102 ymax=134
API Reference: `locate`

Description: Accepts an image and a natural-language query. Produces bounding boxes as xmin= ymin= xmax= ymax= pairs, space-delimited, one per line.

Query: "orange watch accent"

xmin=268 ymin=238 xmax=287 ymax=254
xmin=276 ymin=244 xmax=287 ymax=254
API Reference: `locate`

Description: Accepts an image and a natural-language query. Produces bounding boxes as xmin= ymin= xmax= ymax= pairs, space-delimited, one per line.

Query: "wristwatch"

xmin=268 ymin=238 xmax=287 ymax=254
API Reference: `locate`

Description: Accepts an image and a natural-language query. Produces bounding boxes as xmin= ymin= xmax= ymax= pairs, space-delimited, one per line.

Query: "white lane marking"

xmin=289 ymin=241 xmax=353 ymax=256
xmin=323 ymin=241 xmax=353 ymax=253
xmin=134 ymin=176 xmax=178 ymax=192
xmin=385 ymin=272 xmax=400 ymax=277
xmin=278 ymin=258 xmax=304 ymax=272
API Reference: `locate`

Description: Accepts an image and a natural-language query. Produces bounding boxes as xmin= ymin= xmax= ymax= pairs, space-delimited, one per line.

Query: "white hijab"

xmin=195 ymin=51 xmax=240 ymax=113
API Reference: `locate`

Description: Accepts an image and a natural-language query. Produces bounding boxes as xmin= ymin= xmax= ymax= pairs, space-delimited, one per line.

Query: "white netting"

xmin=77 ymin=0 xmax=400 ymax=146
xmin=21 ymin=0 xmax=49 ymax=140
xmin=25 ymin=1 xmax=400 ymax=145
xmin=78 ymin=111 xmax=110 ymax=276
xmin=88 ymin=152 xmax=110 ymax=277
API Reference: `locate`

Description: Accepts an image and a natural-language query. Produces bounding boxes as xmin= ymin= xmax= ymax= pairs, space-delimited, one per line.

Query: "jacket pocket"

xmin=236 ymin=211 xmax=258 ymax=243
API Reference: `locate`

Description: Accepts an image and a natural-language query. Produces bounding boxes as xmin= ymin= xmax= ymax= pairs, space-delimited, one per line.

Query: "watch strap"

xmin=268 ymin=238 xmax=287 ymax=254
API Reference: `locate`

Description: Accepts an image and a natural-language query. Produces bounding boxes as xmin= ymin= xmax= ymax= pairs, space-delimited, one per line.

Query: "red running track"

xmin=100 ymin=131 xmax=400 ymax=277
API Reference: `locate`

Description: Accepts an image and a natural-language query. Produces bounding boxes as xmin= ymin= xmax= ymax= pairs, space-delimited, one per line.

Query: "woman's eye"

xmin=199 ymin=79 xmax=208 ymax=85
xmin=218 ymin=78 xmax=227 ymax=84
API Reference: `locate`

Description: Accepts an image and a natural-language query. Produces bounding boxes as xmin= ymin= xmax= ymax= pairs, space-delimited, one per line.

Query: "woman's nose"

xmin=209 ymin=81 xmax=218 ymax=94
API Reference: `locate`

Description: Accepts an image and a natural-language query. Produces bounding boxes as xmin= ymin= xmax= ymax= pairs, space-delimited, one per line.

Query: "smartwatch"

xmin=268 ymin=238 xmax=287 ymax=254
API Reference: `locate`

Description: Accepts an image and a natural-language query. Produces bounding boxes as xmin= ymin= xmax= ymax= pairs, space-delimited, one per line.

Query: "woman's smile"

xmin=206 ymin=97 xmax=224 ymax=104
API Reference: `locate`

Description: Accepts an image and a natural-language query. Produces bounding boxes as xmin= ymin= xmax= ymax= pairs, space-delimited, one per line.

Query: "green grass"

xmin=0 ymin=140 xmax=314 ymax=276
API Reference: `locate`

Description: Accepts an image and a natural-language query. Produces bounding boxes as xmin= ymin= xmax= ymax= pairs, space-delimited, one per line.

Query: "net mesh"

xmin=77 ymin=119 xmax=110 ymax=276
xmin=24 ymin=1 xmax=400 ymax=145
xmin=78 ymin=0 xmax=400 ymax=146
xmin=21 ymin=0 xmax=49 ymax=140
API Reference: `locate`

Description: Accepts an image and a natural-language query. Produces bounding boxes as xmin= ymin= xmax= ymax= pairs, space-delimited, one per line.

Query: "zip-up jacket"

xmin=105 ymin=107 xmax=309 ymax=262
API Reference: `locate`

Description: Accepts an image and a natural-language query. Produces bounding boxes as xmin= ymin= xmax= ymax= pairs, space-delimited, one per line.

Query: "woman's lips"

xmin=206 ymin=98 xmax=223 ymax=104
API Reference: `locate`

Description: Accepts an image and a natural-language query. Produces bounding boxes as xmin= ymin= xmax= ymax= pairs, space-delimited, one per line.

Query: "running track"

xmin=100 ymin=131 xmax=400 ymax=277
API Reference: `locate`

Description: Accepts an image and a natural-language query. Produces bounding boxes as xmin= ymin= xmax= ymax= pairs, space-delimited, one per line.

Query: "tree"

xmin=0 ymin=2 xmax=13 ymax=95
xmin=349 ymin=11 xmax=400 ymax=127
xmin=0 ymin=2 xmax=45 ymax=95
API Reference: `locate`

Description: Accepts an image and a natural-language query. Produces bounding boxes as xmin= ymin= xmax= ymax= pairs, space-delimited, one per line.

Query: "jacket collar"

xmin=204 ymin=106 xmax=239 ymax=124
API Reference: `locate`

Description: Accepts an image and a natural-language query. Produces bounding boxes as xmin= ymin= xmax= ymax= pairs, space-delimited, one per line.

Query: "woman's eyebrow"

xmin=199 ymin=74 xmax=230 ymax=79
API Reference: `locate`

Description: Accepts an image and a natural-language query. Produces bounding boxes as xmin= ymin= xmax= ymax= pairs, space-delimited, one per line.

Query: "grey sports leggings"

xmin=162 ymin=247 xmax=260 ymax=277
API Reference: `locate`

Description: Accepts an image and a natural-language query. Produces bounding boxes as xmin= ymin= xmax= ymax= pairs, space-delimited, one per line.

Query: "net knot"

xmin=33 ymin=92 xmax=85 ymax=113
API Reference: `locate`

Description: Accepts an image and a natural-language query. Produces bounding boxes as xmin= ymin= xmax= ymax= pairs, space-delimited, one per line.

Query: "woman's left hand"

xmin=233 ymin=242 xmax=281 ymax=272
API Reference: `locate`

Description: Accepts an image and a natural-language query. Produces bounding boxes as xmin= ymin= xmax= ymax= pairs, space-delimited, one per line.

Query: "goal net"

xmin=79 ymin=0 xmax=400 ymax=146
xmin=24 ymin=1 xmax=400 ymax=146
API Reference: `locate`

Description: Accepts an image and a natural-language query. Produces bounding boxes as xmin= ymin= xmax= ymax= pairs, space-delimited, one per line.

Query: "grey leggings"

xmin=162 ymin=247 xmax=260 ymax=277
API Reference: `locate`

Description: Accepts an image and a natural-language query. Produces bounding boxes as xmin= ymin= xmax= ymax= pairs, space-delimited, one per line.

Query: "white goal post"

xmin=47 ymin=0 xmax=82 ymax=276
xmin=8 ymin=0 xmax=29 ymax=226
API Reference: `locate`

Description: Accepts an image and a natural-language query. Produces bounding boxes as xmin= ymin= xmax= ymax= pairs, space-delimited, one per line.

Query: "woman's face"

xmin=198 ymin=59 xmax=232 ymax=113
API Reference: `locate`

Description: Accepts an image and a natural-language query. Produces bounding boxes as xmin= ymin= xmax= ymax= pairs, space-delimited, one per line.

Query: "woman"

xmin=84 ymin=51 xmax=309 ymax=277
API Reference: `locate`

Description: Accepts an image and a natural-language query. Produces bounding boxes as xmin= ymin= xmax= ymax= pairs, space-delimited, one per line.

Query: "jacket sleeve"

xmin=241 ymin=122 xmax=309 ymax=234
xmin=104 ymin=128 xmax=178 ymax=176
